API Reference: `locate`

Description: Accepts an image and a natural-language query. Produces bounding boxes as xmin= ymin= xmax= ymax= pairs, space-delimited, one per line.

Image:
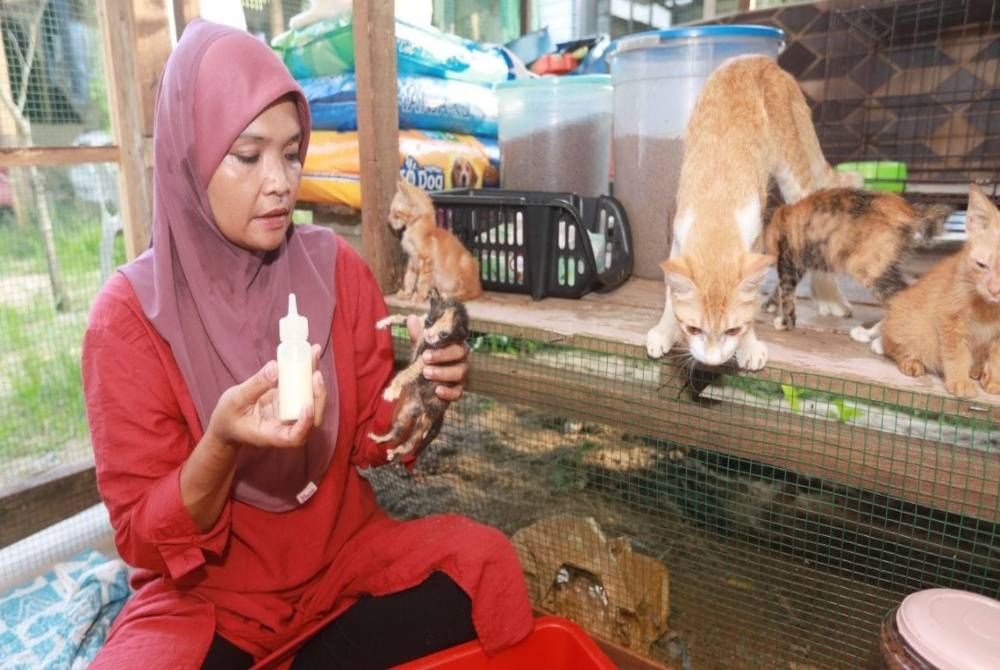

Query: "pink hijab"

xmin=121 ymin=19 xmax=339 ymax=512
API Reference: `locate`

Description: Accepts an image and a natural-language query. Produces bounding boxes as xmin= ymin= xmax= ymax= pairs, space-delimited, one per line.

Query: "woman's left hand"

xmin=407 ymin=314 xmax=469 ymax=402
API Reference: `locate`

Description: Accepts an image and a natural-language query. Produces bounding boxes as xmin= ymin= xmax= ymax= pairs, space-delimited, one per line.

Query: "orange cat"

xmin=388 ymin=179 xmax=482 ymax=301
xmin=880 ymin=185 xmax=1000 ymax=397
xmin=645 ymin=55 xmax=861 ymax=370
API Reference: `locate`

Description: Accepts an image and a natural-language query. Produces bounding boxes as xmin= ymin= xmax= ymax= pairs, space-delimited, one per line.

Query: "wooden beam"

xmin=0 ymin=462 xmax=100 ymax=547
xmin=0 ymin=145 xmax=120 ymax=167
xmin=97 ymin=0 xmax=153 ymax=260
xmin=173 ymin=0 xmax=200 ymax=39
xmin=130 ymin=0 xmax=174 ymax=137
xmin=353 ymin=0 xmax=401 ymax=293
xmin=270 ymin=0 xmax=286 ymax=40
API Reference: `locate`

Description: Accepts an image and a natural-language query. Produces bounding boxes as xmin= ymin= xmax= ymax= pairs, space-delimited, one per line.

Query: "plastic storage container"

xmin=872 ymin=588 xmax=1000 ymax=669
xmin=495 ymin=75 xmax=613 ymax=198
xmin=837 ymin=161 xmax=908 ymax=192
xmin=430 ymin=189 xmax=632 ymax=300
xmin=393 ymin=615 xmax=617 ymax=669
xmin=607 ymin=25 xmax=785 ymax=278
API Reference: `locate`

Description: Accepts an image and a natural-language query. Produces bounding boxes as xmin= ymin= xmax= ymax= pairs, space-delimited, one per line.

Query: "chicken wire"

xmin=373 ymin=321 xmax=1000 ymax=669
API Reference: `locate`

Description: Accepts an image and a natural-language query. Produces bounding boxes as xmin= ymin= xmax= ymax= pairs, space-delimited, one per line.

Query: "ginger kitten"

xmin=880 ymin=185 xmax=1000 ymax=397
xmin=764 ymin=188 xmax=951 ymax=334
xmin=645 ymin=55 xmax=861 ymax=370
xmin=388 ymin=179 xmax=482 ymax=302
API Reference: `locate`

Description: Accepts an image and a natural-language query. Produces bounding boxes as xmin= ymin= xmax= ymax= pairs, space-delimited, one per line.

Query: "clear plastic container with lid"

xmin=873 ymin=588 xmax=1000 ymax=669
xmin=606 ymin=25 xmax=785 ymax=279
xmin=495 ymin=75 xmax=613 ymax=198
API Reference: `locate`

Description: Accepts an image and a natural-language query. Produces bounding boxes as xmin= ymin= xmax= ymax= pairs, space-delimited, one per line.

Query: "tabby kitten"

xmin=764 ymin=188 xmax=951 ymax=334
xmin=645 ymin=55 xmax=861 ymax=371
xmin=880 ymin=185 xmax=1000 ymax=397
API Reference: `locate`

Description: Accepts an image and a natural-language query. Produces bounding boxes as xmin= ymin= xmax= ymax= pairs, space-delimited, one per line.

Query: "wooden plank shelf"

xmin=386 ymin=263 xmax=1000 ymax=524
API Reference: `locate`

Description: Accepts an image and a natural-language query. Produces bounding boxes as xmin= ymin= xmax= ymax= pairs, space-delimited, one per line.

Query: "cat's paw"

xmin=980 ymin=368 xmax=1000 ymax=394
xmin=762 ymin=297 xmax=778 ymax=314
xmin=850 ymin=325 xmax=875 ymax=343
xmin=773 ymin=315 xmax=790 ymax=331
xmin=396 ymin=289 xmax=414 ymax=300
xmin=382 ymin=384 xmax=402 ymax=402
xmin=896 ymin=359 xmax=925 ymax=377
xmin=736 ymin=338 xmax=769 ymax=371
xmin=946 ymin=377 xmax=979 ymax=398
xmin=870 ymin=337 xmax=885 ymax=356
xmin=646 ymin=325 xmax=676 ymax=359
xmin=816 ymin=299 xmax=853 ymax=318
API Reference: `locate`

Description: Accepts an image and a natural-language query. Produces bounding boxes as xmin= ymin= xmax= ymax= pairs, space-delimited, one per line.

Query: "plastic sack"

xmin=271 ymin=12 xmax=513 ymax=85
xmin=301 ymin=74 xmax=498 ymax=137
xmin=300 ymin=129 xmax=500 ymax=209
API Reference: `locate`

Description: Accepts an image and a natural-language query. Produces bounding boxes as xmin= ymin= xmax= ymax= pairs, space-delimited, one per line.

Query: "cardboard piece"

xmin=512 ymin=515 xmax=670 ymax=653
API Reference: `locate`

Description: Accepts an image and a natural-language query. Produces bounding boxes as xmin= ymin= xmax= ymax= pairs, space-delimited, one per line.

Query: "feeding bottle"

xmin=277 ymin=293 xmax=313 ymax=423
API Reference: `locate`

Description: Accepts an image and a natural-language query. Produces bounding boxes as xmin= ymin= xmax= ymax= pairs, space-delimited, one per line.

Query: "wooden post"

xmin=97 ymin=0 xmax=153 ymax=260
xmin=270 ymin=0 xmax=285 ymax=40
xmin=353 ymin=0 xmax=401 ymax=293
xmin=173 ymin=0 xmax=201 ymax=39
xmin=0 ymin=19 xmax=32 ymax=231
xmin=130 ymin=0 xmax=173 ymax=137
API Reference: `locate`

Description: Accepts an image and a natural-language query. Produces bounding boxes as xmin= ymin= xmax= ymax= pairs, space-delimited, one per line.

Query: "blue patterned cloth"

xmin=0 ymin=550 xmax=131 ymax=669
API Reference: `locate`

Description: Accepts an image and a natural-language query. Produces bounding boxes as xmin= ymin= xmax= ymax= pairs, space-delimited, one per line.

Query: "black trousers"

xmin=201 ymin=571 xmax=476 ymax=670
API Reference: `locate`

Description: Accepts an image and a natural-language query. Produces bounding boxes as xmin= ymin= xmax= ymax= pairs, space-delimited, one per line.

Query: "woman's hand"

xmin=406 ymin=314 xmax=469 ymax=402
xmin=206 ymin=344 xmax=326 ymax=449
xmin=182 ymin=346 xmax=325 ymax=530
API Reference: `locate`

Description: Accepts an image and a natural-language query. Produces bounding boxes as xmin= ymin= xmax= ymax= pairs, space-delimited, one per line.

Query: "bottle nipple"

xmin=279 ymin=293 xmax=309 ymax=342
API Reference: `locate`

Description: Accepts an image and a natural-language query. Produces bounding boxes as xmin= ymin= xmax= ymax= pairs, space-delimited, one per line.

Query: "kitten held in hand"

xmin=764 ymin=188 xmax=951 ymax=337
xmin=389 ymin=179 xmax=482 ymax=302
xmin=369 ymin=291 xmax=470 ymax=462
xmin=880 ymin=185 xmax=1000 ymax=397
xmin=645 ymin=56 xmax=860 ymax=371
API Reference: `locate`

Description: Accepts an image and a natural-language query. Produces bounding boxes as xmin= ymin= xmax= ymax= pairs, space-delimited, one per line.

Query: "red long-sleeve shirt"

xmin=82 ymin=241 xmax=532 ymax=668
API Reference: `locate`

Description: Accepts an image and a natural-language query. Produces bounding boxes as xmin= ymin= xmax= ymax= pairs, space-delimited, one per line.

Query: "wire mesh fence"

xmin=370 ymin=322 xmax=1000 ymax=669
xmin=715 ymin=0 xmax=1000 ymax=205
xmin=0 ymin=0 xmax=118 ymax=579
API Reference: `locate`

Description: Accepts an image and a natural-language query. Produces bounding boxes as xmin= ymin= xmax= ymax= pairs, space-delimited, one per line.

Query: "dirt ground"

xmin=364 ymin=393 xmax=903 ymax=670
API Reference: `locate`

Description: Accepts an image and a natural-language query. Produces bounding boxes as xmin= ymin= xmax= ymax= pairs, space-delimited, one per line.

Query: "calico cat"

xmin=764 ymin=188 xmax=951 ymax=334
xmin=389 ymin=179 xmax=483 ymax=302
xmin=645 ymin=55 xmax=861 ymax=370
xmin=879 ymin=185 xmax=1000 ymax=397
xmin=369 ymin=291 xmax=470 ymax=461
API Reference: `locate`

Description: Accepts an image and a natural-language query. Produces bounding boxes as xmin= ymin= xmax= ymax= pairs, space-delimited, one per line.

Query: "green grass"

xmin=0 ymin=200 xmax=125 ymax=465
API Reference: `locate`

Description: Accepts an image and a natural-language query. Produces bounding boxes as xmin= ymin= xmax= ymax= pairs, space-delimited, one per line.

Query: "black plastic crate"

xmin=429 ymin=189 xmax=633 ymax=300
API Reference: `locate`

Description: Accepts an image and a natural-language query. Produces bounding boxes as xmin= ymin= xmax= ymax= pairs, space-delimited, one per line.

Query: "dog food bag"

xmin=272 ymin=12 xmax=513 ymax=85
xmin=300 ymin=129 xmax=500 ymax=209
xmin=300 ymin=73 xmax=498 ymax=137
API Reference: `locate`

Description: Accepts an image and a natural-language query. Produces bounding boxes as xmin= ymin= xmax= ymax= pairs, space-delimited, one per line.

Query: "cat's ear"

xmin=739 ymin=253 xmax=775 ymax=299
xmin=966 ymin=184 xmax=998 ymax=236
xmin=661 ymin=257 xmax=696 ymax=298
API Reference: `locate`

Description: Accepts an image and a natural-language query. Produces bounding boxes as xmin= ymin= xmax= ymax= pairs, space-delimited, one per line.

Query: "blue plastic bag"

xmin=272 ymin=13 xmax=513 ymax=85
xmin=301 ymin=74 xmax=498 ymax=137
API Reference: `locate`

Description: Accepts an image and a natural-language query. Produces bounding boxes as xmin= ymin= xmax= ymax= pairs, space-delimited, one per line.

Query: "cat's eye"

xmin=684 ymin=325 xmax=703 ymax=336
xmin=975 ymin=260 xmax=989 ymax=270
xmin=725 ymin=327 xmax=743 ymax=337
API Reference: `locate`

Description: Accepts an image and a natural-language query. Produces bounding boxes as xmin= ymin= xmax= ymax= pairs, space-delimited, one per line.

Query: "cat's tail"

xmin=912 ymin=203 xmax=952 ymax=246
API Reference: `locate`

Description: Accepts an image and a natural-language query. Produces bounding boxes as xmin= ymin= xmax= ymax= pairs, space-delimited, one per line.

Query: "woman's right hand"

xmin=206 ymin=346 xmax=325 ymax=450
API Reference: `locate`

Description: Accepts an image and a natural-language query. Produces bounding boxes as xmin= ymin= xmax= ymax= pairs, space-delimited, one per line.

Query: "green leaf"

xmin=781 ymin=384 xmax=804 ymax=412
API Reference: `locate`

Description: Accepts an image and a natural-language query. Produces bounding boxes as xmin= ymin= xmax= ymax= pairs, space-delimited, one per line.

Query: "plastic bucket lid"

xmin=897 ymin=588 xmax=1000 ymax=670
xmin=496 ymin=74 xmax=612 ymax=91
xmin=607 ymin=24 xmax=785 ymax=59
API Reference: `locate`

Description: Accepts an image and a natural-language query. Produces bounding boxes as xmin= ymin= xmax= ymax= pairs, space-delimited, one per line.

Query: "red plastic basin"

xmin=393 ymin=616 xmax=617 ymax=669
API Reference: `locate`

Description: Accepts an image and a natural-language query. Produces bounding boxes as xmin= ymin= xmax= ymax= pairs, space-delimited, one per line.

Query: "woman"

xmin=82 ymin=19 xmax=532 ymax=669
